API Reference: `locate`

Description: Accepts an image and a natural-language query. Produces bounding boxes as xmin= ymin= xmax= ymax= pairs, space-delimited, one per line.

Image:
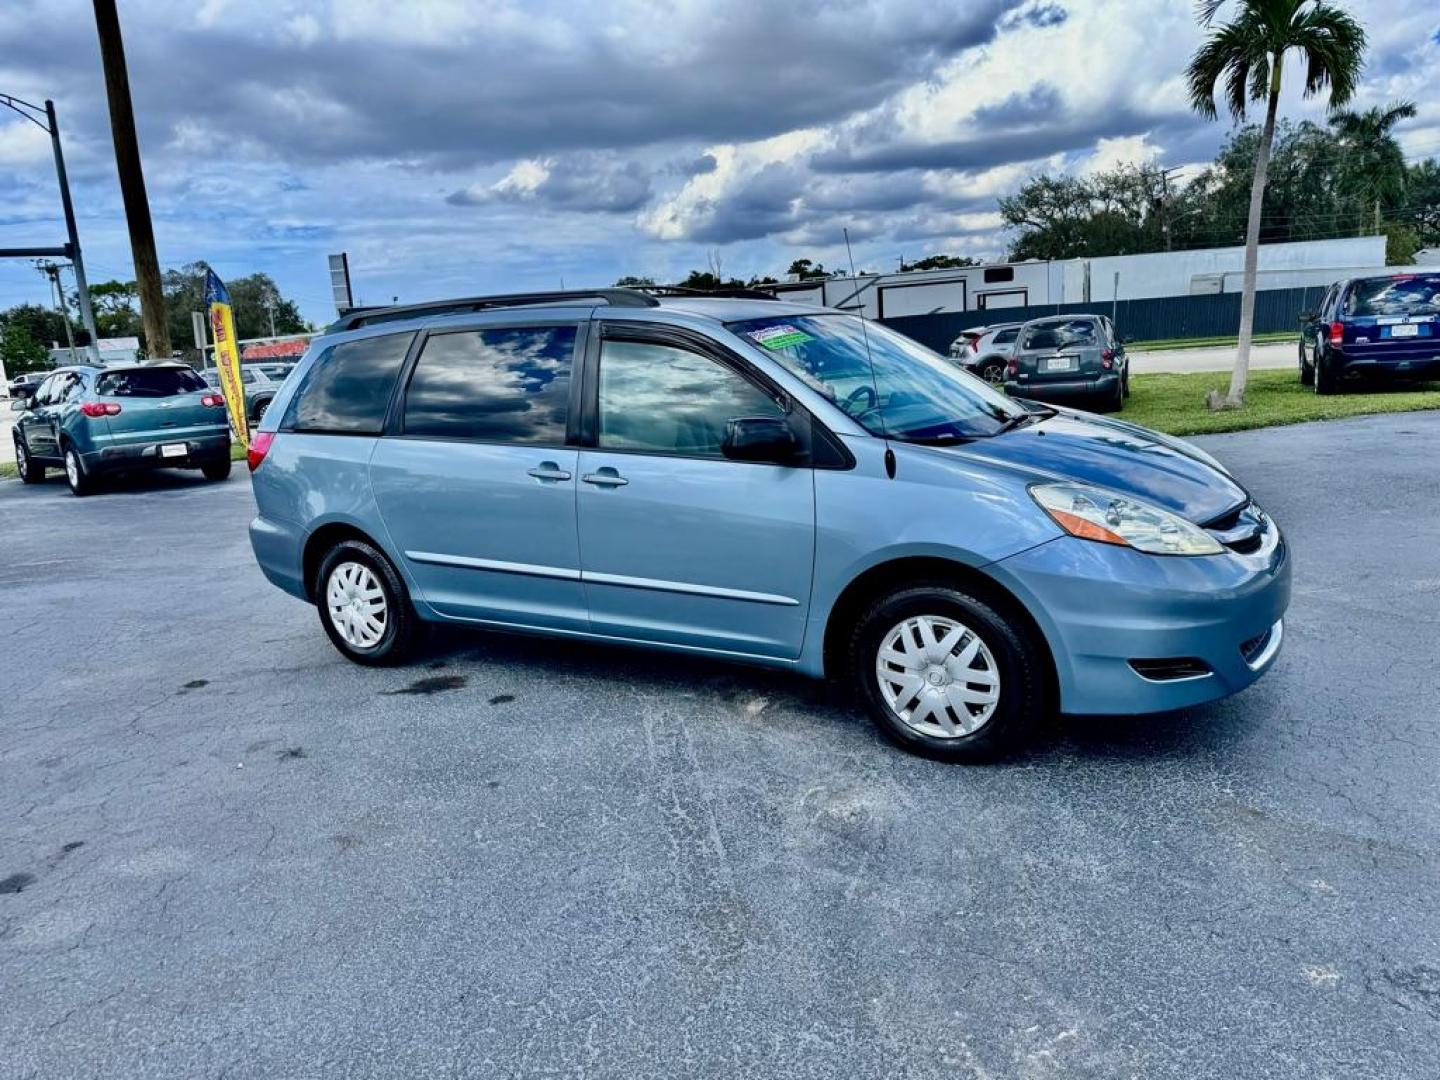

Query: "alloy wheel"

xmin=65 ymin=450 xmax=79 ymax=489
xmin=325 ymin=561 xmax=388 ymax=649
xmin=874 ymin=614 xmax=1000 ymax=738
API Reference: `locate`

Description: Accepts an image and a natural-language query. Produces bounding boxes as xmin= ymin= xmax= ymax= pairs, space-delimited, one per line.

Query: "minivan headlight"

xmin=1030 ymin=482 xmax=1223 ymax=556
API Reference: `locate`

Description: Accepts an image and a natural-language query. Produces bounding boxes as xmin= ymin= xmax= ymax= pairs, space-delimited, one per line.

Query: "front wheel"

xmin=848 ymin=584 xmax=1048 ymax=761
xmin=1299 ymin=353 xmax=1315 ymax=387
xmin=315 ymin=539 xmax=422 ymax=666
xmin=14 ymin=437 xmax=45 ymax=483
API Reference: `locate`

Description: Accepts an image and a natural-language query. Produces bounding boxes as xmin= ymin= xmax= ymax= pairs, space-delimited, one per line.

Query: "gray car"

xmin=948 ymin=322 xmax=1022 ymax=385
xmin=1004 ymin=314 xmax=1129 ymax=412
xmin=200 ymin=363 xmax=293 ymax=424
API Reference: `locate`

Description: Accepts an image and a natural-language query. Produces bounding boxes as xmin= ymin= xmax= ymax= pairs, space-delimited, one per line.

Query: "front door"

xmin=17 ymin=373 xmax=66 ymax=460
xmin=575 ymin=331 xmax=815 ymax=660
xmin=370 ymin=322 xmax=587 ymax=631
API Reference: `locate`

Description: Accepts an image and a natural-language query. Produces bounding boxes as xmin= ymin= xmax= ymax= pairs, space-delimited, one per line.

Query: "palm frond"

xmin=1290 ymin=2 xmax=1367 ymax=109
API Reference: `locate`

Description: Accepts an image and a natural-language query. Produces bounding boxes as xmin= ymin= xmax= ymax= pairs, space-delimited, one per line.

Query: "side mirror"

xmin=722 ymin=416 xmax=799 ymax=465
xmin=10 ymin=396 xmax=29 ymax=412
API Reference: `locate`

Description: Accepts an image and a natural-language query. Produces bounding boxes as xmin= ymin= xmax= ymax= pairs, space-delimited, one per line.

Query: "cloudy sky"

xmin=1 ymin=0 xmax=1437 ymax=328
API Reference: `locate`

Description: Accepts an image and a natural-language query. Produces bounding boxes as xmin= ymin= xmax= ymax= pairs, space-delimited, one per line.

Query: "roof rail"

xmin=639 ymin=285 xmax=781 ymax=301
xmin=327 ymin=288 xmax=659 ymax=332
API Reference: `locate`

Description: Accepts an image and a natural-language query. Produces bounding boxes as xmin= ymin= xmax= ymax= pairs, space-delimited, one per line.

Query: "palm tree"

xmin=1330 ymin=101 xmax=1417 ymax=233
xmin=1186 ymin=0 xmax=1366 ymax=409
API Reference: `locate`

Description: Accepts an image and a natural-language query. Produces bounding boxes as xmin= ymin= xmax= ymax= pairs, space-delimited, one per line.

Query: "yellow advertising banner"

xmin=205 ymin=268 xmax=249 ymax=448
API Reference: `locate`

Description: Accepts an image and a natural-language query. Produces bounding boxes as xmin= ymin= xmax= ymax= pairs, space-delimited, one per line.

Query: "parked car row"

xmin=950 ymin=314 xmax=1130 ymax=413
xmin=1298 ymin=272 xmax=1440 ymax=393
xmin=199 ymin=361 xmax=296 ymax=425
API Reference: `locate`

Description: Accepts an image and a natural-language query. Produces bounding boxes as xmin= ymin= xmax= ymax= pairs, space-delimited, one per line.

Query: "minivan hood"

xmin=943 ymin=409 xmax=1247 ymax=524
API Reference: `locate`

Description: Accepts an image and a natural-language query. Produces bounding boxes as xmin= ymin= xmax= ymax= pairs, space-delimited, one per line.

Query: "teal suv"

xmin=10 ymin=363 xmax=233 ymax=496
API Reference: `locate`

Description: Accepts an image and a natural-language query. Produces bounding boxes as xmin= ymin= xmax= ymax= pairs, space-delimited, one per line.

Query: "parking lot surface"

xmin=3 ymin=412 xmax=1439 ymax=1079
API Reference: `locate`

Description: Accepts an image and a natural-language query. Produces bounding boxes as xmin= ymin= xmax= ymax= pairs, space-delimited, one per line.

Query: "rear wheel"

xmin=1101 ymin=376 xmax=1124 ymax=412
xmin=1313 ymin=354 xmax=1338 ymax=395
xmin=316 ymin=539 xmax=422 ymax=666
xmin=848 ymin=583 xmax=1047 ymax=761
xmin=978 ymin=359 xmax=1006 ymax=385
xmin=14 ymin=437 xmax=45 ymax=483
xmin=63 ymin=445 xmax=96 ymax=497
xmin=201 ymin=459 xmax=232 ymax=481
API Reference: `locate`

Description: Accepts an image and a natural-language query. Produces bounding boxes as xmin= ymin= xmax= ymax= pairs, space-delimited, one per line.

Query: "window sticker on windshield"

xmin=748 ymin=324 xmax=813 ymax=350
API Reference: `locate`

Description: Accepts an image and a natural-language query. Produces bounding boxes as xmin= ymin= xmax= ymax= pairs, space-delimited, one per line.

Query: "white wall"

xmin=1079 ymin=236 xmax=1386 ymax=301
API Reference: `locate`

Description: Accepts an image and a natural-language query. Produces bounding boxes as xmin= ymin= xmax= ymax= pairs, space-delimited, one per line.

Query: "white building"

xmin=764 ymin=235 xmax=1390 ymax=315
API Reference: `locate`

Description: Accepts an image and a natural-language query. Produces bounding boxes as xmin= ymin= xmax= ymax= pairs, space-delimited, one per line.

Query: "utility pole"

xmin=1160 ymin=166 xmax=1183 ymax=252
xmin=37 ymin=261 xmax=78 ymax=361
xmin=92 ymin=0 xmax=170 ymax=360
xmin=264 ymin=297 xmax=277 ymax=338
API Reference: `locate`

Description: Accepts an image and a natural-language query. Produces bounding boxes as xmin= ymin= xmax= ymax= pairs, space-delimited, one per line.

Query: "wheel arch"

xmin=302 ymin=521 xmax=387 ymax=602
xmin=820 ymin=555 xmax=1058 ymax=704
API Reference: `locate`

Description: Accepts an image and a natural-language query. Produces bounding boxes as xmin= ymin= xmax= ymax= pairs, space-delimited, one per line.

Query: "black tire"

xmin=14 ymin=436 xmax=45 ymax=483
xmin=251 ymin=398 xmax=270 ymax=426
xmin=315 ymin=539 xmax=422 ymax=666
xmin=977 ymin=359 xmax=1006 ymax=385
xmin=847 ymin=583 xmax=1048 ymax=762
xmin=1313 ymin=354 xmax=1337 ymax=395
xmin=1122 ymin=369 xmax=1131 ymax=398
xmin=1107 ymin=376 xmax=1125 ymax=412
xmin=63 ymin=445 xmax=96 ymax=497
xmin=201 ymin=458 xmax=232 ymax=482
xmin=1299 ymin=350 xmax=1315 ymax=387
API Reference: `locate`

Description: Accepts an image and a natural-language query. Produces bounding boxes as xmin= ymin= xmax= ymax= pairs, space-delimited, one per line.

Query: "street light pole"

xmin=0 ymin=93 xmax=99 ymax=359
xmin=46 ymin=100 xmax=100 ymax=360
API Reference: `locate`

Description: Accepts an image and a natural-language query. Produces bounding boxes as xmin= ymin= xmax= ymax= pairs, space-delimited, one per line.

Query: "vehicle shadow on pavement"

xmin=416 ymin=622 xmax=1244 ymax=764
xmin=17 ymin=469 xmax=235 ymax=496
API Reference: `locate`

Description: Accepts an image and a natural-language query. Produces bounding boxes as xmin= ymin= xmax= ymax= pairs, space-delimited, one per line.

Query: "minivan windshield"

xmin=1345 ymin=275 xmax=1440 ymax=317
xmin=96 ymin=367 xmax=206 ymax=398
xmin=728 ymin=313 xmax=1028 ymax=442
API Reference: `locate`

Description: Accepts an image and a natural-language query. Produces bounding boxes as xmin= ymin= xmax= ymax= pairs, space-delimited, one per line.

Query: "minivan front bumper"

xmin=990 ymin=530 xmax=1291 ymax=716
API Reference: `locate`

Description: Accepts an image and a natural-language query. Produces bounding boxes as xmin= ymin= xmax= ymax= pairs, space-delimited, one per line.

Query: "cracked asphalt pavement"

xmin=3 ymin=412 xmax=1439 ymax=1078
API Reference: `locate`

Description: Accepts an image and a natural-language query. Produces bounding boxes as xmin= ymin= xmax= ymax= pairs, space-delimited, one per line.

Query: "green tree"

xmin=613 ymin=275 xmax=656 ymax=287
xmin=1000 ymin=166 xmax=1168 ymax=260
xmin=162 ymin=263 xmax=310 ymax=361
xmin=1382 ymin=223 xmax=1420 ymax=265
xmin=1330 ymin=101 xmax=1418 ymax=234
xmin=0 ymin=320 xmax=51 ymax=376
xmin=0 ymin=304 xmax=72 ymax=355
xmin=786 ymin=258 xmax=829 ymax=279
xmin=1409 ymin=159 xmax=1440 ymax=247
xmin=1186 ymin=0 xmax=1366 ymax=408
xmin=904 ymin=254 xmax=978 ymax=271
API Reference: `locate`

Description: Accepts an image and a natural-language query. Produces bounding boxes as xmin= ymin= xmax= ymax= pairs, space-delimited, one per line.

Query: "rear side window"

xmin=285 ymin=332 xmax=414 ymax=434
xmin=1344 ymin=276 xmax=1440 ymax=317
xmin=97 ymin=368 xmax=205 ymax=397
xmin=402 ymin=326 xmax=576 ymax=444
xmin=994 ymin=328 xmax=1020 ymax=345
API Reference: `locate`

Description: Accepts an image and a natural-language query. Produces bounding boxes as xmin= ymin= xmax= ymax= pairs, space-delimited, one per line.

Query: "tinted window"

xmin=32 ymin=375 xmax=59 ymax=405
xmin=1022 ymin=320 xmax=1097 ymax=350
xmin=96 ymin=367 xmax=205 ymax=397
xmin=994 ymin=328 xmax=1020 ymax=345
xmin=62 ymin=374 xmax=85 ymax=401
xmin=1344 ymin=275 xmax=1440 ymax=317
xmin=286 ymin=332 xmax=413 ymax=434
xmin=598 ymin=339 xmax=783 ymax=457
xmin=403 ymin=326 xmax=575 ymax=444
xmin=983 ymin=267 xmax=1014 ymax=284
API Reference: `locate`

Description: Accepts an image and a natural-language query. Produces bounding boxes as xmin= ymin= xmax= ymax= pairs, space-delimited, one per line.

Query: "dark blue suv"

xmin=1299 ymin=273 xmax=1440 ymax=394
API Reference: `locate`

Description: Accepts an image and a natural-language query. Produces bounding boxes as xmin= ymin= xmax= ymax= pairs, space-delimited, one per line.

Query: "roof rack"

xmin=328 ymin=288 xmax=659 ymax=332
xmin=634 ymin=285 xmax=782 ymax=302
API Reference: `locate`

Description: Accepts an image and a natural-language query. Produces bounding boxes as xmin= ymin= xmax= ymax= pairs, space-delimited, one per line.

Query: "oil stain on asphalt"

xmin=384 ymin=675 xmax=468 ymax=696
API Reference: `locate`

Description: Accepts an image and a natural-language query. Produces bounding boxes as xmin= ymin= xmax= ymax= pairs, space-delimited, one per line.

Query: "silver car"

xmin=948 ymin=322 xmax=1023 ymax=385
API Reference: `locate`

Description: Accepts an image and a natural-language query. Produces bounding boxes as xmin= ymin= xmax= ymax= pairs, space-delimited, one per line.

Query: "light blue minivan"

xmin=248 ymin=289 xmax=1289 ymax=760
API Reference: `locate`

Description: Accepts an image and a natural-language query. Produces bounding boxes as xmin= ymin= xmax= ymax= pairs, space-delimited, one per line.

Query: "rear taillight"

xmin=1101 ymin=348 xmax=1115 ymax=368
xmin=246 ymin=431 xmax=275 ymax=472
xmin=201 ymin=393 xmax=225 ymax=408
xmin=1329 ymin=321 xmax=1344 ymax=345
xmin=80 ymin=402 xmax=121 ymax=417
xmin=1006 ymin=358 xmax=1018 ymax=377
xmin=966 ymin=336 xmax=980 ymax=355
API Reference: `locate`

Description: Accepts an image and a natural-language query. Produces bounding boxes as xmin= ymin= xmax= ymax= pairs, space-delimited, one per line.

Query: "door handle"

xmin=526 ymin=462 xmax=572 ymax=482
xmin=581 ymin=467 xmax=628 ymax=487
